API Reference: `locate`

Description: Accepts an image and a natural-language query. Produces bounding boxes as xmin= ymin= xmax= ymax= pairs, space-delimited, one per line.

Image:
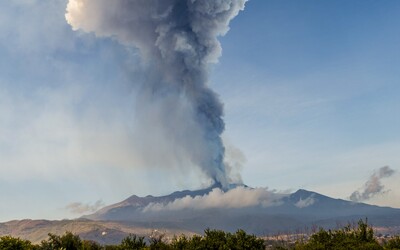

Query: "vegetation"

xmin=294 ymin=219 xmax=381 ymax=250
xmin=269 ymin=219 xmax=400 ymax=250
xmin=1 ymin=220 xmax=400 ymax=249
xmin=169 ymin=229 xmax=265 ymax=250
xmin=0 ymin=229 xmax=264 ymax=250
xmin=0 ymin=235 xmax=35 ymax=250
xmin=383 ymin=236 xmax=400 ymax=250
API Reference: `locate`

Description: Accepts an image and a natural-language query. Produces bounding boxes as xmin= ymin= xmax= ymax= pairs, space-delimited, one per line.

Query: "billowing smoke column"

xmin=65 ymin=0 xmax=247 ymax=187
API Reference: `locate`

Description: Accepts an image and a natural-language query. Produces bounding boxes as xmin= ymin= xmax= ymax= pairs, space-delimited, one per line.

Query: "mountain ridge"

xmin=1 ymin=187 xmax=400 ymax=244
xmin=83 ymin=186 xmax=400 ymax=233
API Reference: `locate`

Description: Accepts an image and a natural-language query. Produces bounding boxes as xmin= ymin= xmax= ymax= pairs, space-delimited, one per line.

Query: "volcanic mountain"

xmin=2 ymin=186 xmax=400 ymax=244
xmin=83 ymin=185 xmax=400 ymax=235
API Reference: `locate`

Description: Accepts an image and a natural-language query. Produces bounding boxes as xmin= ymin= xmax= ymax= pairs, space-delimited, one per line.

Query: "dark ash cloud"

xmin=66 ymin=0 xmax=247 ymax=187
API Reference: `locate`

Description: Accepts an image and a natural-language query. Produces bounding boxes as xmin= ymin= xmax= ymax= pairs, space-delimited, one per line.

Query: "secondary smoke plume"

xmin=65 ymin=0 xmax=247 ymax=187
xmin=350 ymin=166 xmax=395 ymax=202
xmin=65 ymin=200 xmax=105 ymax=214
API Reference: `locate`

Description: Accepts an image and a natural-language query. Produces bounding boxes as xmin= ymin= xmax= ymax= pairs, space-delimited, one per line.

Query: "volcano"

xmin=83 ymin=185 xmax=400 ymax=235
xmin=2 ymin=186 xmax=400 ymax=244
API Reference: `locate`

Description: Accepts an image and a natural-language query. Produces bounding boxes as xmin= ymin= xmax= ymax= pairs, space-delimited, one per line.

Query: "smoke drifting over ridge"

xmin=143 ymin=186 xmax=285 ymax=212
xmin=65 ymin=0 xmax=247 ymax=187
xmin=350 ymin=166 xmax=396 ymax=202
xmin=66 ymin=200 xmax=105 ymax=214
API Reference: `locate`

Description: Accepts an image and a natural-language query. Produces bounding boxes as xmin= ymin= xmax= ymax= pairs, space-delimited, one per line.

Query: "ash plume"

xmin=65 ymin=0 xmax=247 ymax=187
xmin=350 ymin=166 xmax=395 ymax=202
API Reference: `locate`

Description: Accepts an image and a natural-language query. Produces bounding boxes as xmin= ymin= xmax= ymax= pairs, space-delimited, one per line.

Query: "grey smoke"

xmin=350 ymin=166 xmax=395 ymax=202
xmin=65 ymin=0 xmax=247 ymax=187
xmin=66 ymin=200 xmax=105 ymax=214
xmin=223 ymin=138 xmax=246 ymax=184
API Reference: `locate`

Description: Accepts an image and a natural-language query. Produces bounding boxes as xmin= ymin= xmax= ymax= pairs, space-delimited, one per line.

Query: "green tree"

xmin=170 ymin=235 xmax=190 ymax=250
xmin=81 ymin=240 xmax=102 ymax=250
xmin=119 ymin=234 xmax=147 ymax=250
xmin=294 ymin=219 xmax=382 ymax=250
xmin=149 ymin=234 xmax=171 ymax=250
xmin=170 ymin=229 xmax=265 ymax=250
xmin=384 ymin=236 xmax=400 ymax=249
xmin=226 ymin=229 xmax=265 ymax=250
xmin=0 ymin=235 xmax=34 ymax=250
xmin=40 ymin=232 xmax=82 ymax=250
xmin=170 ymin=234 xmax=204 ymax=250
xmin=202 ymin=228 xmax=228 ymax=249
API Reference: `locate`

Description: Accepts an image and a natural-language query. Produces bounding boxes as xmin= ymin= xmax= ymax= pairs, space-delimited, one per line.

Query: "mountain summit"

xmin=2 ymin=186 xmax=400 ymax=244
xmin=84 ymin=186 xmax=400 ymax=235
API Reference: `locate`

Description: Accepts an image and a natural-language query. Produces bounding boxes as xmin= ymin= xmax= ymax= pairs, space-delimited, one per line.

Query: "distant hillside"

xmin=0 ymin=219 xmax=193 ymax=245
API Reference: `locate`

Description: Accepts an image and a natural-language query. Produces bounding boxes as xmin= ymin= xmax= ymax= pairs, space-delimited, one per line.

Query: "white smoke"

xmin=143 ymin=186 xmax=286 ymax=212
xmin=295 ymin=194 xmax=315 ymax=208
xmin=223 ymin=138 xmax=246 ymax=184
xmin=350 ymin=166 xmax=396 ymax=202
xmin=65 ymin=200 xmax=105 ymax=214
xmin=65 ymin=0 xmax=248 ymax=187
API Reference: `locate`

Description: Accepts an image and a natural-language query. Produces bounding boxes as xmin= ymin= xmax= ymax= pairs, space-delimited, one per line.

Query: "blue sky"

xmin=0 ymin=0 xmax=399 ymax=221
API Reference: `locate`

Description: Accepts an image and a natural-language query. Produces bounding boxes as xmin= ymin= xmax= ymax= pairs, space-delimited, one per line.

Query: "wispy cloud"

xmin=350 ymin=166 xmax=395 ymax=202
xmin=65 ymin=200 xmax=105 ymax=214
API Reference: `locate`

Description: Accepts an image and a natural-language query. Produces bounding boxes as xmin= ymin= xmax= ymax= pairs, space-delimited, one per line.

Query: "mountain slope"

xmin=0 ymin=219 xmax=194 ymax=245
xmin=89 ymin=183 xmax=223 ymax=220
xmin=2 ymin=187 xmax=400 ymax=244
xmin=84 ymin=187 xmax=400 ymax=235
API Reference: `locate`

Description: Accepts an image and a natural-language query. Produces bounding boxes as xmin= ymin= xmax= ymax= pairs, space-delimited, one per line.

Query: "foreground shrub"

xmin=294 ymin=219 xmax=382 ymax=250
xmin=40 ymin=231 xmax=82 ymax=250
xmin=0 ymin=235 xmax=35 ymax=250
xmin=82 ymin=240 xmax=102 ymax=250
xmin=384 ymin=236 xmax=400 ymax=249
xmin=170 ymin=229 xmax=265 ymax=250
xmin=119 ymin=234 xmax=147 ymax=250
xmin=5 ymin=221 xmax=400 ymax=250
